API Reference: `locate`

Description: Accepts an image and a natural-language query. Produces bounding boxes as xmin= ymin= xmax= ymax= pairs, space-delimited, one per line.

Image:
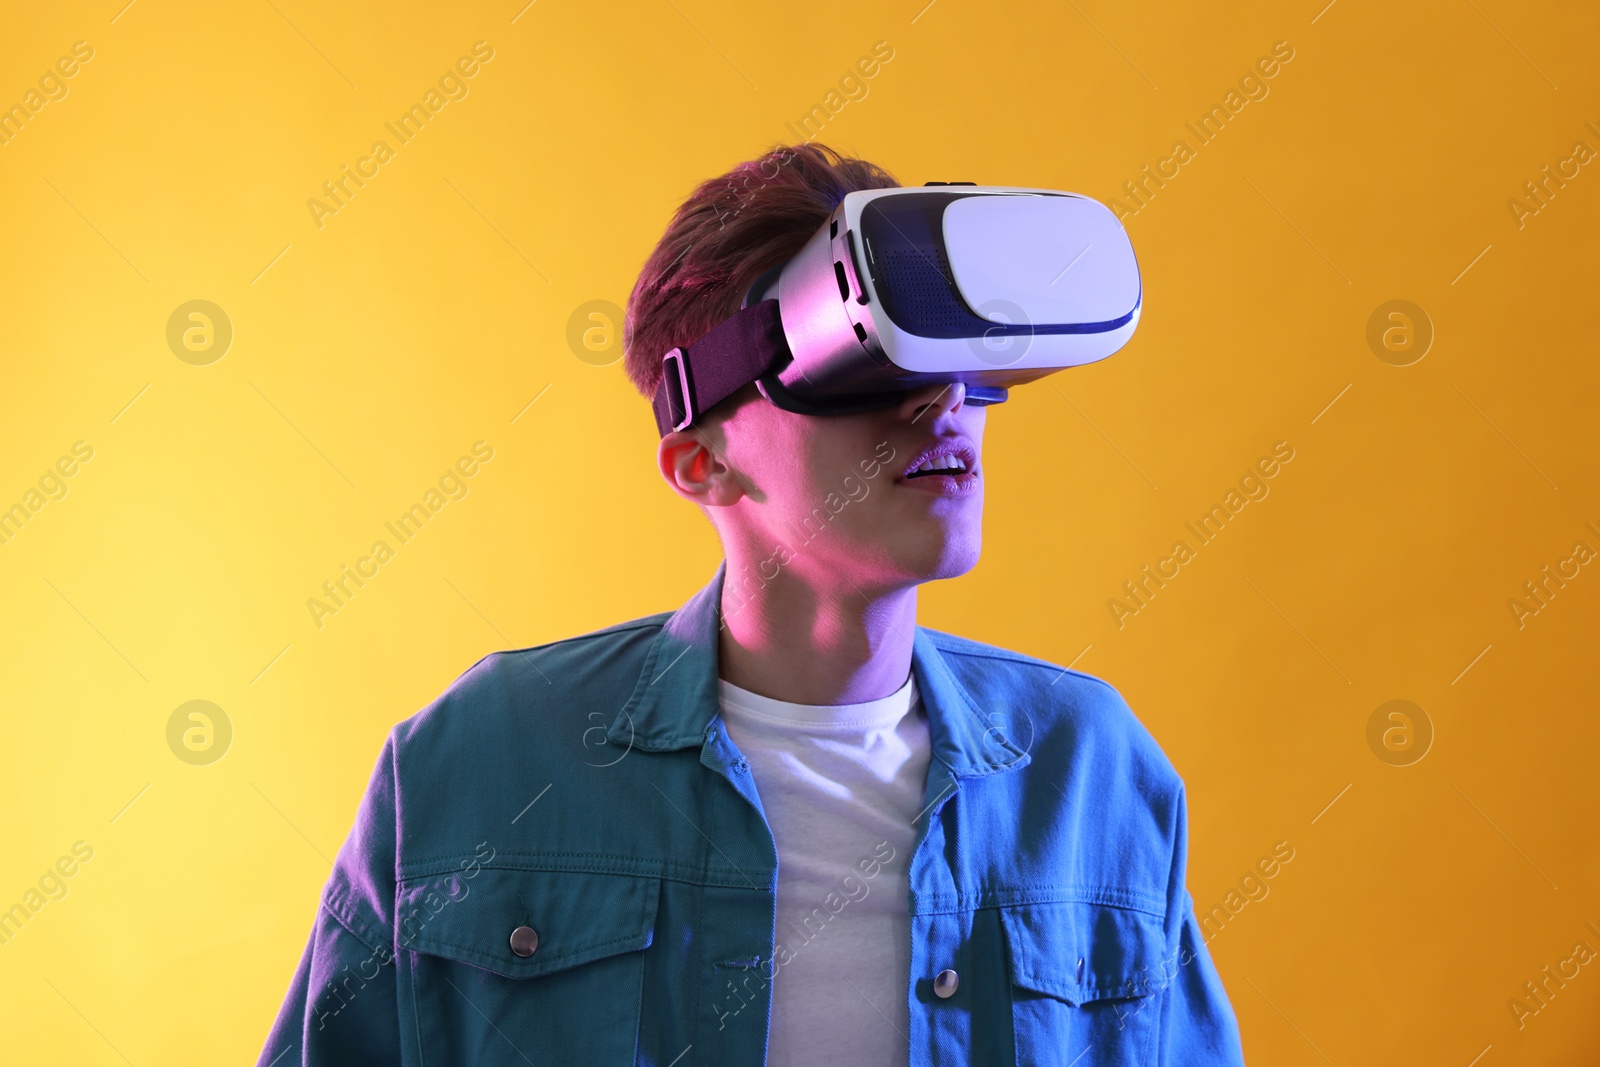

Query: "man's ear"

xmin=658 ymin=429 xmax=745 ymax=507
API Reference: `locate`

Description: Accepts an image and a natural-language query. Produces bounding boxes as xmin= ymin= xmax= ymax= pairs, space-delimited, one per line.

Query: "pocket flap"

xmin=396 ymin=867 xmax=660 ymax=979
xmin=1000 ymin=900 xmax=1173 ymax=1005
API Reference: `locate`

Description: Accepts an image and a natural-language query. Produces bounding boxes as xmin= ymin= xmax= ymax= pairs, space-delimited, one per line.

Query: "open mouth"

xmin=898 ymin=441 xmax=980 ymax=491
xmin=905 ymin=454 xmax=970 ymax=478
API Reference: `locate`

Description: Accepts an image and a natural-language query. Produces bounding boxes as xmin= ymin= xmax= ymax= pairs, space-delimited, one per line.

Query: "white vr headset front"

xmin=652 ymin=183 xmax=1142 ymax=436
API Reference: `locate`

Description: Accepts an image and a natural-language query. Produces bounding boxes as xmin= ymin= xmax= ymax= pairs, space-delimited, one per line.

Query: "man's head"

xmin=624 ymin=144 xmax=987 ymax=601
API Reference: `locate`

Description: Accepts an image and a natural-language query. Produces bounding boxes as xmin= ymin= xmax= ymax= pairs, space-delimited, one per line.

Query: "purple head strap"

xmin=651 ymin=299 xmax=790 ymax=437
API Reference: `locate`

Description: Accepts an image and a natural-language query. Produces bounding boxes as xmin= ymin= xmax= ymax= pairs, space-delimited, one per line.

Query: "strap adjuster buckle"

xmin=661 ymin=347 xmax=695 ymax=432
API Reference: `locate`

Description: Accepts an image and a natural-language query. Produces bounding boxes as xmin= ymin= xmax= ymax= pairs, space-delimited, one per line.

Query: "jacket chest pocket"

xmin=1000 ymin=900 xmax=1173 ymax=1066
xmin=396 ymin=867 xmax=662 ymax=1065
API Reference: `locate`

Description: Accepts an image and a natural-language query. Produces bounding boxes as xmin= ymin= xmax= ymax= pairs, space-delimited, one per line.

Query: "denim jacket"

xmin=259 ymin=564 xmax=1246 ymax=1065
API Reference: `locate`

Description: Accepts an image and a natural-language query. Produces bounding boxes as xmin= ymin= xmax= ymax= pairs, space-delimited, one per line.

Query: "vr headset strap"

xmin=651 ymin=299 xmax=789 ymax=437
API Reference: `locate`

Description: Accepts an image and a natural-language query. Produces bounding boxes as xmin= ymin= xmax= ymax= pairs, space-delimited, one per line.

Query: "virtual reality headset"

xmin=651 ymin=183 xmax=1142 ymax=436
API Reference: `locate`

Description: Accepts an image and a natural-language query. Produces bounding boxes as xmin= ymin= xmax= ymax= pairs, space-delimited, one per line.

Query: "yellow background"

xmin=2 ymin=0 xmax=1596 ymax=1062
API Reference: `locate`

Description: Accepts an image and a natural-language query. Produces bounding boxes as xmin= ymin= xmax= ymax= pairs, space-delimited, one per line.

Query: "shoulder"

xmin=923 ymin=626 xmax=1184 ymax=809
xmin=923 ymin=627 xmax=1126 ymax=703
xmin=924 ymin=628 xmax=1175 ymax=764
xmin=389 ymin=610 xmax=669 ymax=763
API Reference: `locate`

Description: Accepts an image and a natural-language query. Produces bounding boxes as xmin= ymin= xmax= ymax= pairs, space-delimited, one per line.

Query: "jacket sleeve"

xmin=258 ymin=734 xmax=405 ymax=1065
xmin=1153 ymin=784 xmax=1248 ymax=1064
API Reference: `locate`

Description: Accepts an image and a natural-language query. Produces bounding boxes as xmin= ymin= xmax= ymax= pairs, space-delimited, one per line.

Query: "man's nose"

xmin=897 ymin=381 xmax=966 ymax=424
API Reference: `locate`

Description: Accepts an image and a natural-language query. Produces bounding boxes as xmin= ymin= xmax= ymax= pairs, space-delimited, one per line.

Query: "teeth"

xmin=911 ymin=454 xmax=968 ymax=475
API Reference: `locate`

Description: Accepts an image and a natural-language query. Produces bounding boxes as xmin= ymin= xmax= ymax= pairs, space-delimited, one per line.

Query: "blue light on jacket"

xmin=259 ymin=563 xmax=1247 ymax=1065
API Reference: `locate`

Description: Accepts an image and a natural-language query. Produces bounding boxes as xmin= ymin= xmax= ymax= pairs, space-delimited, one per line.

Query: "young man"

xmin=260 ymin=144 xmax=1246 ymax=1065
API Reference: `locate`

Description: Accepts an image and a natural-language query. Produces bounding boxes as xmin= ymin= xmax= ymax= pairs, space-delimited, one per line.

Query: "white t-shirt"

xmin=717 ymin=673 xmax=932 ymax=1067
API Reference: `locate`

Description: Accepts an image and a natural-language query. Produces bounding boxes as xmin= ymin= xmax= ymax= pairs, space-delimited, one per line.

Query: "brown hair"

xmin=622 ymin=143 xmax=899 ymax=399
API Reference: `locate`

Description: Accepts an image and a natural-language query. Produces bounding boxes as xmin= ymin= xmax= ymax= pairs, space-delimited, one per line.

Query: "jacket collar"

xmin=607 ymin=562 xmax=1031 ymax=778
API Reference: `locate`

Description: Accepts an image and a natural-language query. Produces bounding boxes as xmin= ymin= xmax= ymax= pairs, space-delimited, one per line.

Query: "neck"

xmin=717 ymin=557 xmax=918 ymax=706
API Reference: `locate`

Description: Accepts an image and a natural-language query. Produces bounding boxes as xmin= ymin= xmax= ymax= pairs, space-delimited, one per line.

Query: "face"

xmin=659 ymin=381 xmax=987 ymax=596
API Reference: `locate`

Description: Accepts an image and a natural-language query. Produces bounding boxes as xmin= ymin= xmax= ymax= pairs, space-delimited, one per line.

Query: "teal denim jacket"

xmin=259 ymin=564 xmax=1246 ymax=1065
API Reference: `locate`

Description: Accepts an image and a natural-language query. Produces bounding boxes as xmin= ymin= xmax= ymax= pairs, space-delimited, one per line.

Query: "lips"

xmin=897 ymin=439 xmax=981 ymax=494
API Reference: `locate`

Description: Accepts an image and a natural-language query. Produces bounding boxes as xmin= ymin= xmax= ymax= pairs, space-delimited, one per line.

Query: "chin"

xmin=904 ymin=530 xmax=982 ymax=584
xmin=929 ymin=548 xmax=982 ymax=582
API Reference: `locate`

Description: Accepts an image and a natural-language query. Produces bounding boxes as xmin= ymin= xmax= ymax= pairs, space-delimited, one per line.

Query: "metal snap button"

xmin=509 ymin=925 xmax=540 ymax=958
xmin=934 ymin=968 xmax=959 ymax=998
